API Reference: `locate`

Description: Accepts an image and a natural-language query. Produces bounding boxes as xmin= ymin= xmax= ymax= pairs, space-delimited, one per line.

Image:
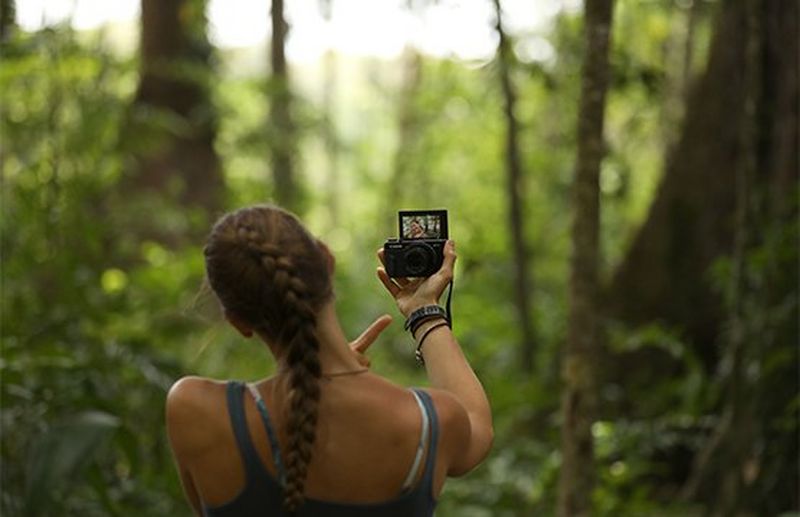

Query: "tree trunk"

xmin=492 ymin=0 xmax=536 ymax=373
xmin=387 ymin=45 xmax=423 ymax=224
xmin=130 ymin=0 xmax=223 ymax=212
xmin=269 ymin=0 xmax=298 ymax=211
xmin=606 ymin=0 xmax=797 ymax=512
xmin=662 ymin=0 xmax=703 ymax=156
xmin=0 ymin=0 xmax=14 ymax=42
xmin=558 ymin=0 xmax=614 ymax=515
xmin=674 ymin=0 xmax=798 ymax=513
xmin=319 ymin=0 xmax=339 ymax=229
xmin=605 ymin=0 xmax=798 ymax=368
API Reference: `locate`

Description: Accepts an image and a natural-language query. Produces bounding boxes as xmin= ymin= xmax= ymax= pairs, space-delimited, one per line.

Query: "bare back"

xmin=168 ymin=372 xmax=461 ymax=510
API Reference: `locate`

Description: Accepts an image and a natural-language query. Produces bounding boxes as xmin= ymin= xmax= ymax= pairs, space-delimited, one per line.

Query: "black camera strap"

xmin=444 ymin=279 xmax=454 ymax=328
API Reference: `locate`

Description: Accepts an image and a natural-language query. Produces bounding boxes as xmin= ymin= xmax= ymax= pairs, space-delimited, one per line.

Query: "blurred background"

xmin=1 ymin=0 xmax=797 ymax=515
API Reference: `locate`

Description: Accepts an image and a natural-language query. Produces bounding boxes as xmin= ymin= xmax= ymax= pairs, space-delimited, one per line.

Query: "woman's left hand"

xmin=349 ymin=314 xmax=393 ymax=367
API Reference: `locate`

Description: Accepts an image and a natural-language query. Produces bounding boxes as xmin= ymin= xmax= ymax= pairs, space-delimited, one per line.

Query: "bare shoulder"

xmin=416 ymin=388 xmax=471 ymax=473
xmin=167 ymin=376 xmax=225 ymax=414
xmin=419 ymin=388 xmax=469 ymax=425
xmin=166 ymin=376 xmax=228 ymax=452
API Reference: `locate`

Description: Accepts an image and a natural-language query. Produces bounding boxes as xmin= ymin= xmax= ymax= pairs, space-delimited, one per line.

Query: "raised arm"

xmin=377 ymin=241 xmax=493 ymax=474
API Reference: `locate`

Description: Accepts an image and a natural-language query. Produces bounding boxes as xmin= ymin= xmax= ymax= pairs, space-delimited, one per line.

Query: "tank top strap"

xmin=410 ymin=388 xmax=440 ymax=486
xmin=400 ymin=390 xmax=431 ymax=492
xmin=245 ymin=383 xmax=286 ymax=484
xmin=225 ymin=381 xmax=263 ymax=480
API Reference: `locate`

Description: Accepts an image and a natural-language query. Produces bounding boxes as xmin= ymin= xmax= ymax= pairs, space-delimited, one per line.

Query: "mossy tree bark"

xmin=605 ymin=0 xmax=798 ymax=369
xmin=268 ymin=0 xmax=298 ymax=212
xmin=558 ymin=0 xmax=614 ymax=515
xmin=606 ymin=0 xmax=797 ymax=512
xmin=129 ymin=0 xmax=223 ymax=213
xmin=492 ymin=0 xmax=536 ymax=373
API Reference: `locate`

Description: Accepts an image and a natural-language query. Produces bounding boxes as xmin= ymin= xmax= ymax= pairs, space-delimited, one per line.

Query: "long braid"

xmin=205 ymin=205 xmax=330 ymax=514
xmin=257 ymin=245 xmax=322 ymax=513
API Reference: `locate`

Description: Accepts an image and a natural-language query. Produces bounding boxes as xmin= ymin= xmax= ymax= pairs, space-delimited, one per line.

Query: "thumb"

xmin=432 ymin=240 xmax=457 ymax=286
xmin=350 ymin=314 xmax=393 ymax=354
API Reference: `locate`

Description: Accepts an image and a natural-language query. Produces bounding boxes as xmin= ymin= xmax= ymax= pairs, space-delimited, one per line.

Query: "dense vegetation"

xmin=1 ymin=1 xmax=797 ymax=515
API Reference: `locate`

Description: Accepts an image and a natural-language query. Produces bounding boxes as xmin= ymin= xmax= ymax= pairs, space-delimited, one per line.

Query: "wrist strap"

xmin=415 ymin=321 xmax=451 ymax=365
xmin=444 ymin=279 xmax=454 ymax=329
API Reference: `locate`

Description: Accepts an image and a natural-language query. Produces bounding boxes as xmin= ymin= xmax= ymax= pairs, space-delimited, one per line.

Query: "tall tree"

xmin=670 ymin=0 xmax=796 ymax=513
xmin=0 ymin=0 xmax=14 ymax=42
xmin=606 ymin=0 xmax=798 ymax=367
xmin=387 ymin=45 xmax=423 ymax=223
xmin=129 ymin=0 xmax=223 ymax=212
xmin=492 ymin=0 xmax=536 ymax=372
xmin=606 ymin=0 xmax=797 ymax=512
xmin=558 ymin=0 xmax=614 ymax=515
xmin=268 ymin=0 xmax=298 ymax=211
xmin=319 ymin=0 xmax=340 ymax=228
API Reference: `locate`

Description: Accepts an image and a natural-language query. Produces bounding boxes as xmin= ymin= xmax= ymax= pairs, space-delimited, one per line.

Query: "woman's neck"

xmin=266 ymin=301 xmax=363 ymax=374
xmin=315 ymin=302 xmax=363 ymax=371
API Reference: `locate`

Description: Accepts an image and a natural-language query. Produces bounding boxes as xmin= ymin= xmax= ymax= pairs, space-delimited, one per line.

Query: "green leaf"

xmin=24 ymin=411 xmax=120 ymax=516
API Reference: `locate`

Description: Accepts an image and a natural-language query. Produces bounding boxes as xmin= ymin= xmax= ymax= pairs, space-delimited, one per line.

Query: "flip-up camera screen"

xmin=399 ymin=210 xmax=448 ymax=240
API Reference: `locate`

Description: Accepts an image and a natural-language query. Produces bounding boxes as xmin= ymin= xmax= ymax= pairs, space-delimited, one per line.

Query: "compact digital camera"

xmin=383 ymin=210 xmax=448 ymax=278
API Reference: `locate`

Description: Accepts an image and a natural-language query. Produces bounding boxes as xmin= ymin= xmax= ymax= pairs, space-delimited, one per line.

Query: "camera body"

xmin=383 ymin=210 xmax=448 ymax=278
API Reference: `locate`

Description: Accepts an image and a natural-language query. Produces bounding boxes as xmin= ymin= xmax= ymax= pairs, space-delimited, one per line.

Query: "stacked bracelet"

xmin=404 ymin=281 xmax=455 ymax=366
xmin=414 ymin=321 xmax=450 ymax=365
xmin=405 ymin=305 xmax=451 ymax=365
xmin=404 ymin=305 xmax=449 ymax=335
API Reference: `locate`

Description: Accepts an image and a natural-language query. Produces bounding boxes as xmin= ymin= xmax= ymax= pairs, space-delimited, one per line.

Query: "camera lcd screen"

xmin=399 ymin=210 xmax=448 ymax=240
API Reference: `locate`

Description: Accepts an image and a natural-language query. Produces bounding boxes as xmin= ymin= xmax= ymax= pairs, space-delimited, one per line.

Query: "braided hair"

xmin=204 ymin=205 xmax=332 ymax=513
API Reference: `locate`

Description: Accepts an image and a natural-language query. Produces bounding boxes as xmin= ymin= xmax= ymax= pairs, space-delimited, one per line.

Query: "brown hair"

xmin=203 ymin=205 xmax=332 ymax=512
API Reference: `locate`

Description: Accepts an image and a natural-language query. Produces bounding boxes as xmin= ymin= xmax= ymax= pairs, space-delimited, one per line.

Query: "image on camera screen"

xmin=400 ymin=211 xmax=447 ymax=240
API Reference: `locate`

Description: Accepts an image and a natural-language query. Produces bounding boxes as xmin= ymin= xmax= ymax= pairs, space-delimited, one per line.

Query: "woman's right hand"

xmin=376 ymin=240 xmax=457 ymax=318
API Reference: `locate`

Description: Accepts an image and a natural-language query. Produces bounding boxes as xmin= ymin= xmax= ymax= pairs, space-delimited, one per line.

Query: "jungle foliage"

xmin=1 ymin=1 xmax=797 ymax=516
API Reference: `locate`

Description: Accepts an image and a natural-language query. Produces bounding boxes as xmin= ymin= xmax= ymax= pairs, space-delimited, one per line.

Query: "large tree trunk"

xmin=558 ymin=0 xmax=614 ymax=515
xmin=673 ymin=0 xmax=797 ymax=513
xmin=130 ymin=0 xmax=223 ymax=212
xmin=606 ymin=0 xmax=797 ymax=512
xmin=605 ymin=0 xmax=798 ymax=367
xmin=492 ymin=0 xmax=536 ymax=373
xmin=268 ymin=0 xmax=298 ymax=211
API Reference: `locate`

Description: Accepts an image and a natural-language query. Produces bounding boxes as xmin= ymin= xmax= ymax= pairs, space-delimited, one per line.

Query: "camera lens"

xmin=404 ymin=244 xmax=434 ymax=276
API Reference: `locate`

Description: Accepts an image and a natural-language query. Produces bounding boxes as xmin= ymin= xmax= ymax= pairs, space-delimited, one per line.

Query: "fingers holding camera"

xmin=376 ymin=266 xmax=401 ymax=298
xmin=377 ymin=248 xmax=417 ymax=290
xmin=440 ymin=239 xmax=456 ymax=274
xmin=428 ymin=239 xmax=456 ymax=293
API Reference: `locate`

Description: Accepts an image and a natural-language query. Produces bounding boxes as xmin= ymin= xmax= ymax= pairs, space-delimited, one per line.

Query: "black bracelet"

xmin=415 ymin=321 xmax=451 ymax=365
xmin=404 ymin=305 xmax=448 ymax=332
xmin=410 ymin=314 xmax=448 ymax=336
